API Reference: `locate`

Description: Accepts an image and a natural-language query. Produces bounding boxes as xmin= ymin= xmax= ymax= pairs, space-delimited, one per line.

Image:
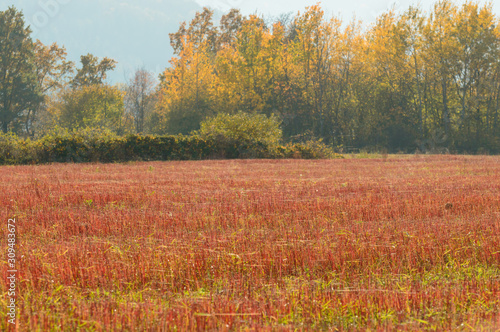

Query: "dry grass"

xmin=1 ymin=156 xmax=500 ymax=330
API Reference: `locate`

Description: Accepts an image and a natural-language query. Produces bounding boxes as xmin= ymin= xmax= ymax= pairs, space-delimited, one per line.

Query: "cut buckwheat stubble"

xmin=1 ymin=156 xmax=499 ymax=331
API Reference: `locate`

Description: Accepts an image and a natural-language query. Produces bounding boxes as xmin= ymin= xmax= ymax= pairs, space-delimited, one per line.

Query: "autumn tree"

xmin=156 ymin=8 xmax=218 ymax=134
xmin=232 ymin=15 xmax=272 ymax=113
xmin=452 ymin=2 xmax=500 ymax=149
xmin=362 ymin=9 xmax=422 ymax=149
xmin=124 ymin=68 xmax=157 ymax=133
xmin=20 ymin=41 xmax=74 ymax=136
xmin=48 ymin=54 xmax=125 ymax=133
xmin=71 ymin=54 xmax=117 ymax=88
xmin=422 ymin=0 xmax=460 ymax=142
xmin=291 ymin=5 xmax=331 ymax=138
xmin=55 ymin=84 xmax=125 ymax=131
xmin=401 ymin=6 xmax=426 ymax=139
xmin=218 ymin=9 xmax=244 ymax=49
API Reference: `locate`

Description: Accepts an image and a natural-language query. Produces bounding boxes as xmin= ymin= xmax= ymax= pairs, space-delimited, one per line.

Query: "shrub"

xmin=194 ymin=112 xmax=282 ymax=146
xmin=192 ymin=112 xmax=286 ymax=159
xmin=284 ymin=140 xmax=340 ymax=159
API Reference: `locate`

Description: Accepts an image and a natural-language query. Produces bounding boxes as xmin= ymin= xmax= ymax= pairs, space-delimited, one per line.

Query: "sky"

xmin=2 ymin=0 xmax=499 ymax=84
xmin=196 ymin=0 xmax=421 ymax=21
xmin=194 ymin=0 xmax=498 ymax=23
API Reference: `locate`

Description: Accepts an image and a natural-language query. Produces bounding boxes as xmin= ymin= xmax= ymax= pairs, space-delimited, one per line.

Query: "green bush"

xmin=0 ymin=132 xmax=27 ymax=164
xmin=194 ymin=112 xmax=282 ymax=145
xmin=193 ymin=112 xmax=289 ymax=159
xmin=285 ymin=139 xmax=339 ymax=159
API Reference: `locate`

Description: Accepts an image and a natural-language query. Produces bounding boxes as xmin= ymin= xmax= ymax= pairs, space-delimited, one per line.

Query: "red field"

xmin=1 ymin=156 xmax=500 ymax=331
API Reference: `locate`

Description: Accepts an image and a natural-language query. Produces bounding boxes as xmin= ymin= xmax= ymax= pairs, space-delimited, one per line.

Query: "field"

xmin=1 ymin=156 xmax=500 ymax=331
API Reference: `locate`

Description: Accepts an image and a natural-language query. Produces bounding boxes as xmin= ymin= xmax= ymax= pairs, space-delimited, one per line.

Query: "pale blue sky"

xmin=195 ymin=0 xmax=499 ymax=23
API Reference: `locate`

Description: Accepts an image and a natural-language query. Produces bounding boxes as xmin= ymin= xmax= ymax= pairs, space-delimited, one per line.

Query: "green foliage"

xmin=71 ymin=54 xmax=117 ymax=88
xmin=284 ymin=140 xmax=339 ymax=159
xmin=192 ymin=112 xmax=284 ymax=158
xmin=195 ymin=112 xmax=282 ymax=146
xmin=55 ymin=85 xmax=125 ymax=132
xmin=0 ymin=6 xmax=42 ymax=133
xmin=0 ymin=132 xmax=30 ymax=164
xmin=0 ymin=128 xmax=341 ymax=165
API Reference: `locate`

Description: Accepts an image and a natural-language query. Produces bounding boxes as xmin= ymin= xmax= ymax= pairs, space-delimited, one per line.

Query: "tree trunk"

xmin=2 ymin=120 xmax=8 ymax=133
xmin=414 ymin=53 xmax=423 ymax=139
xmin=442 ymin=80 xmax=450 ymax=137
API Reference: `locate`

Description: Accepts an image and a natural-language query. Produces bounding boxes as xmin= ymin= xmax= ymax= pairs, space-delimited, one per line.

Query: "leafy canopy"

xmin=0 ymin=6 xmax=42 ymax=133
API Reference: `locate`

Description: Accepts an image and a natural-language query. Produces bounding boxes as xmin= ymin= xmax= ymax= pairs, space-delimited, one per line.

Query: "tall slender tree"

xmin=0 ymin=7 xmax=42 ymax=133
xmin=125 ymin=68 xmax=157 ymax=133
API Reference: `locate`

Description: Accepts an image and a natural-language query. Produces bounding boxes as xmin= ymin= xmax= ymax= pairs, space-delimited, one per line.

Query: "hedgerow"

xmin=0 ymin=130 xmax=341 ymax=165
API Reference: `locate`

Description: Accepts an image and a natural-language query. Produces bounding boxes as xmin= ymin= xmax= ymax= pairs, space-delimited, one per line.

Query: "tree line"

xmin=1 ymin=1 xmax=500 ymax=153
